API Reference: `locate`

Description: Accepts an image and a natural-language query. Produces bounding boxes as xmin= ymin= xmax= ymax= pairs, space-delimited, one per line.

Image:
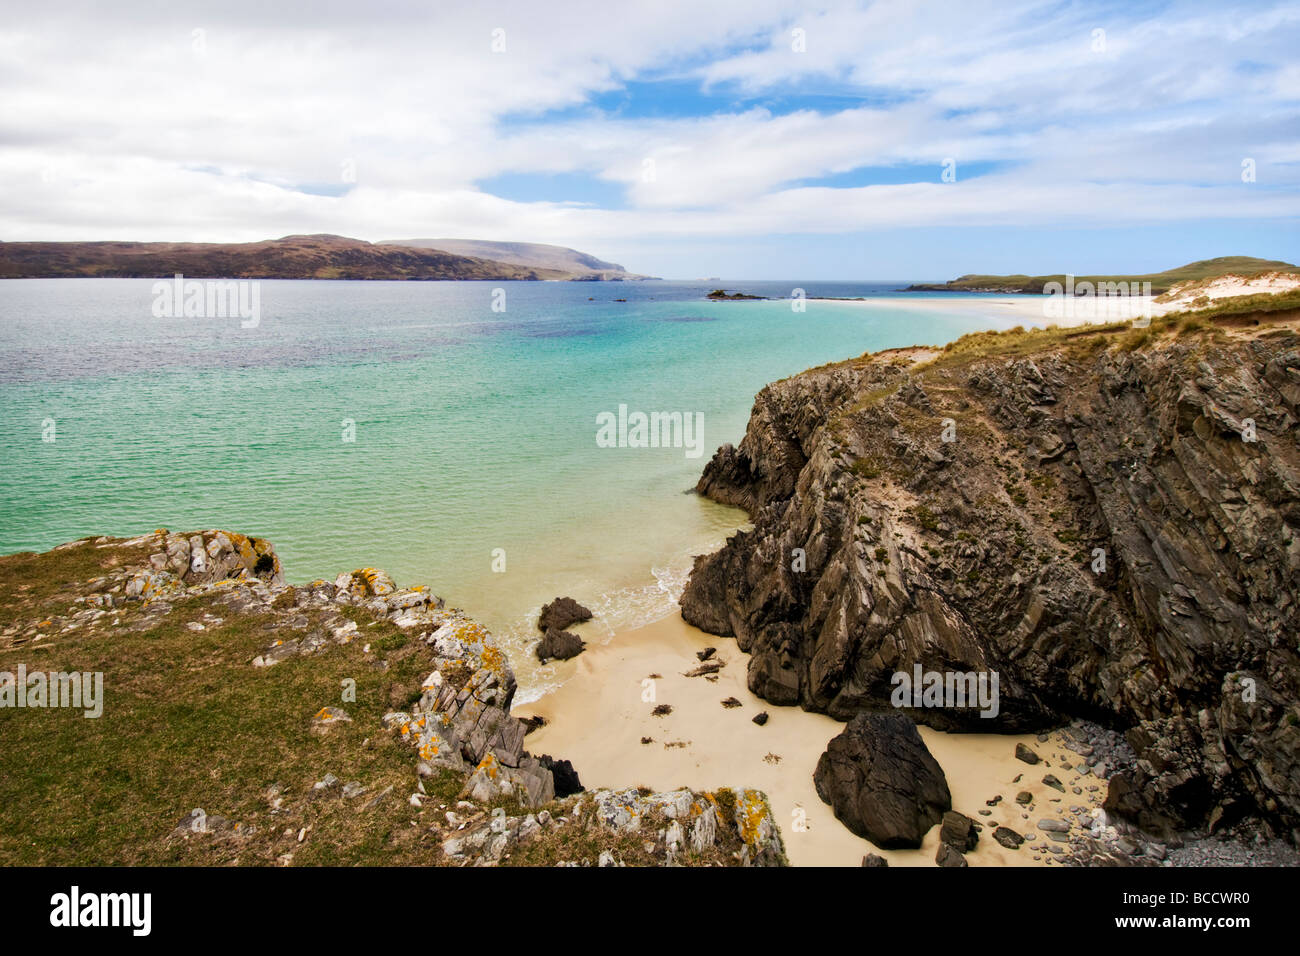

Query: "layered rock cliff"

xmin=680 ymin=316 xmax=1300 ymax=839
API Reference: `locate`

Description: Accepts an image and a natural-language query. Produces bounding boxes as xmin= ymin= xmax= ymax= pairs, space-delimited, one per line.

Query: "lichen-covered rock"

xmin=310 ymin=706 xmax=351 ymax=734
xmin=439 ymin=785 xmax=786 ymax=867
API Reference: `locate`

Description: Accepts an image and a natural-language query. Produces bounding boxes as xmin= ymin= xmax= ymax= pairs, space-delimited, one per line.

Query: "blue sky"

xmin=1 ymin=0 xmax=1297 ymax=277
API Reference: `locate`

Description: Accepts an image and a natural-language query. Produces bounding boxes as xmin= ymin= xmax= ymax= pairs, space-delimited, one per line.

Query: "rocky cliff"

xmin=680 ymin=315 xmax=1300 ymax=840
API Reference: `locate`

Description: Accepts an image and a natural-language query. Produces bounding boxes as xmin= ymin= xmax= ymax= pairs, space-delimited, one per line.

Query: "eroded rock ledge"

xmin=680 ymin=320 xmax=1300 ymax=839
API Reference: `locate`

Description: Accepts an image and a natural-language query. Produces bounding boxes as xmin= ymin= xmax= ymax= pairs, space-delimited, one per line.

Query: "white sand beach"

xmin=819 ymin=271 xmax=1300 ymax=330
xmin=818 ymin=293 xmax=1174 ymax=329
xmin=524 ymin=614 xmax=1102 ymax=867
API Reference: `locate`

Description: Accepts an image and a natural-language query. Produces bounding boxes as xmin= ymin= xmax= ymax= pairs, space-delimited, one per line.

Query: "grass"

xmin=0 ymin=542 xmax=441 ymax=865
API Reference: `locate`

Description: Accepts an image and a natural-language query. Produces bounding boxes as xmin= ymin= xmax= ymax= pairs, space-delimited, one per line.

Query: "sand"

xmin=819 ymin=271 xmax=1300 ymax=330
xmin=523 ymin=614 xmax=1103 ymax=867
xmin=817 ymin=293 xmax=1175 ymax=328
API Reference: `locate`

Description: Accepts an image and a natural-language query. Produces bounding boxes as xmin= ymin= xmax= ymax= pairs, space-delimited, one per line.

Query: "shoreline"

xmin=814 ymin=293 xmax=1180 ymax=328
xmin=523 ymin=613 xmax=1101 ymax=866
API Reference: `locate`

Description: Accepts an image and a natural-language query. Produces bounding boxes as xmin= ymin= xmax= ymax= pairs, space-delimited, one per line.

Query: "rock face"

xmin=538 ymin=754 xmax=584 ymax=798
xmin=681 ymin=322 xmax=1300 ymax=838
xmin=813 ymin=713 xmax=952 ymax=848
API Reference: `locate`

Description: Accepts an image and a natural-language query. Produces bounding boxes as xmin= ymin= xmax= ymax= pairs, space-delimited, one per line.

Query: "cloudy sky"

xmin=2 ymin=0 xmax=1297 ymax=278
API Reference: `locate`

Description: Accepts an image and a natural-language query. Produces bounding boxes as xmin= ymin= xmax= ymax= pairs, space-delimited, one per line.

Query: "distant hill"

xmin=380 ymin=238 xmax=655 ymax=280
xmin=0 ymin=234 xmax=573 ymax=280
xmin=906 ymin=256 xmax=1299 ymax=295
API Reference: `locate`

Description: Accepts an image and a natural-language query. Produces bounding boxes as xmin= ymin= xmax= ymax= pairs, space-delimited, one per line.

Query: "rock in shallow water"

xmin=537 ymin=596 xmax=593 ymax=633
xmin=536 ymin=628 xmax=585 ymax=663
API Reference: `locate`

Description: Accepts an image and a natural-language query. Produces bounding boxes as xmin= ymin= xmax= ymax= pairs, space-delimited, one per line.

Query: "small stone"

xmin=935 ymin=843 xmax=968 ymax=867
xmin=1042 ymin=774 xmax=1065 ymax=793
xmin=752 ymin=712 xmax=770 ymax=726
xmin=1015 ymin=743 xmax=1040 ymax=765
xmin=994 ymin=827 xmax=1025 ymax=849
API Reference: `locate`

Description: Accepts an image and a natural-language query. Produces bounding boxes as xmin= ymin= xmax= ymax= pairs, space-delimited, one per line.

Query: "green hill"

xmin=907 ymin=256 xmax=1298 ymax=295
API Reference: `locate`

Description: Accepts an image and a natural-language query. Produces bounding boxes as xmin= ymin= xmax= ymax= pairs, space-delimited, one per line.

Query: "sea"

xmin=0 ymin=278 xmax=1029 ymax=700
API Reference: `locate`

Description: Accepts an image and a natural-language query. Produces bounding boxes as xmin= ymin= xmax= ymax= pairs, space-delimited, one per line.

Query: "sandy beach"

xmin=523 ymin=614 xmax=1103 ymax=867
xmin=818 ymin=270 xmax=1300 ymax=330
xmin=817 ymin=293 xmax=1176 ymax=329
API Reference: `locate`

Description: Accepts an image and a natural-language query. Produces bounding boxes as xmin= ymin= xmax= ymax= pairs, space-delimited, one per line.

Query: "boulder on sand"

xmin=814 ymin=713 xmax=952 ymax=849
xmin=1015 ymin=743 xmax=1040 ymax=765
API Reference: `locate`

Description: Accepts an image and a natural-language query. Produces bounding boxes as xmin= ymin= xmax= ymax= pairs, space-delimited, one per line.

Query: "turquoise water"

xmin=0 ymin=278 xmax=1018 ymax=698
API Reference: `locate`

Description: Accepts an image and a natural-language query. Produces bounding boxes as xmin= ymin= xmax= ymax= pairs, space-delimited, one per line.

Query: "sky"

xmin=1 ymin=0 xmax=1298 ymax=279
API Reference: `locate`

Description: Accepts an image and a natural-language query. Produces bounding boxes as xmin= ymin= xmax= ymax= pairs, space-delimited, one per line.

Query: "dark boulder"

xmin=538 ymin=596 xmax=593 ymax=633
xmin=814 ymin=713 xmax=952 ymax=849
xmin=537 ymin=754 xmax=584 ymax=797
xmin=1015 ymin=743 xmax=1040 ymax=765
xmin=536 ymin=628 xmax=585 ymax=663
xmin=939 ymin=810 xmax=979 ymax=852
xmin=935 ymin=843 xmax=968 ymax=867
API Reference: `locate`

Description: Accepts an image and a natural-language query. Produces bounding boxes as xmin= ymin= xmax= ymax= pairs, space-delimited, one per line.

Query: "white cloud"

xmin=0 ymin=0 xmax=1296 ymax=255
